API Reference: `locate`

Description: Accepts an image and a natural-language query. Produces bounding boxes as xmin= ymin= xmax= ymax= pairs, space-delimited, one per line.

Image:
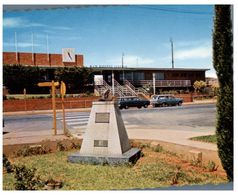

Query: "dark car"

xmin=150 ymin=94 xmax=183 ymax=107
xmin=118 ymin=96 xmax=150 ymax=109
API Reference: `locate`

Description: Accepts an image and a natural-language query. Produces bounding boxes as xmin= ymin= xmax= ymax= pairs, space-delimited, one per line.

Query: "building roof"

xmin=88 ymin=66 xmax=209 ymax=72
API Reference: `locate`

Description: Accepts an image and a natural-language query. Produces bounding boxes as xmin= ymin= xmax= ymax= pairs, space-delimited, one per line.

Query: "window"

xmin=181 ymin=73 xmax=187 ymax=77
xmin=155 ymin=73 xmax=164 ymax=80
xmin=172 ymin=73 xmax=179 ymax=77
xmin=134 ymin=72 xmax=144 ymax=80
xmin=119 ymin=72 xmax=133 ymax=80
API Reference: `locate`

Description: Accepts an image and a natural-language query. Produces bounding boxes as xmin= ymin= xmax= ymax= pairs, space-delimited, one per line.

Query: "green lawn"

xmin=3 ymin=148 xmax=226 ymax=190
xmin=190 ymin=135 xmax=217 ymax=144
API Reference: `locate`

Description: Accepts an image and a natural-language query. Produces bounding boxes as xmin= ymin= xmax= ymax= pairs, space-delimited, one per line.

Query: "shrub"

xmin=3 ymin=154 xmax=13 ymax=173
xmin=45 ymin=178 xmax=63 ymax=190
xmin=14 ymin=144 xmax=51 ymax=157
xmin=171 ymin=166 xmax=183 ymax=185
xmin=207 ymin=161 xmax=219 ymax=172
xmin=138 ymin=143 xmax=150 ymax=149
xmin=152 ymin=145 xmax=163 ymax=153
xmin=14 ymin=146 xmax=32 ymax=157
xmin=70 ymin=139 xmax=81 ymax=150
xmin=13 ymin=165 xmax=43 ymax=190
xmin=56 ymin=141 xmax=67 ymax=151
xmin=193 ymin=80 xmax=207 ymax=93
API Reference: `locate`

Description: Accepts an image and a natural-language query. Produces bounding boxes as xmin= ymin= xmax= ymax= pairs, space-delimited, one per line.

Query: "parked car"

xmin=150 ymin=94 xmax=183 ymax=107
xmin=118 ymin=96 xmax=150 ymax=109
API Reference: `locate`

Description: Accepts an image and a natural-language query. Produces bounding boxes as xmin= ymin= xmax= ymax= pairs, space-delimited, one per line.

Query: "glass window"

xmin=134 ymin=72 xmax=144 ymax=80
xmin=119 ymin=72 xmax=133 ymax=80
xmin=155 ymin=73 xmax=164 ymax=80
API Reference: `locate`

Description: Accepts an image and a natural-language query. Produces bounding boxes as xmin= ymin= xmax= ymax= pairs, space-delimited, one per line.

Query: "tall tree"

xmin=213 ymin=5 xmax=233 ymax=181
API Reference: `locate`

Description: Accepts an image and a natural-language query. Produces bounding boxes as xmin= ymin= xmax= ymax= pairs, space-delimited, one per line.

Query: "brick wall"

xmin=3 ymin=97 xmax=99 ymax=112
xmin=175 ymin=94 xmax=193 ymax=102
xmin=3 ymin=52 xmax=84 ymax=67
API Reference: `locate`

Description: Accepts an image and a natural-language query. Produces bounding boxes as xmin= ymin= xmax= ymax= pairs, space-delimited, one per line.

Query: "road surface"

xmin=3 ymin=104 xmax=216 ymax=135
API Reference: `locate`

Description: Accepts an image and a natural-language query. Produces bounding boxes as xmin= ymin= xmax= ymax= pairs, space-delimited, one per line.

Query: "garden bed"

xmin=3 ymin=141 xmax=227 ymax=190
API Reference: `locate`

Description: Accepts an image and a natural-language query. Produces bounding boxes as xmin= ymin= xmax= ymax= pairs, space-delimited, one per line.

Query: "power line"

xmin=134 ymin=5 xmax=213 ymax=16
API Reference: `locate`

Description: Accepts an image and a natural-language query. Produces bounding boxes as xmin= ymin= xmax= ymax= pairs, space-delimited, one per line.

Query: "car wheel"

xmin=125 ymin=105 xmax=129 ymax=109
xmin=178 ymin=102 xmax=182 ymax=106
xmin=119 ymin=106 xmax=123 ymax=109
xmin=162 ymin=103 xmax=167 ymax=107
xmin=144 ymin=104 xmax=148 ymax=108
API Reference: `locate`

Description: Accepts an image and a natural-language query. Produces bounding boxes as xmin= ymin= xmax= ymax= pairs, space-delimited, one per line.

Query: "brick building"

xmin=3 ymin=52 xmax=84 ymax=67
xmin=3 ymin=51 xmax=209 ymax=94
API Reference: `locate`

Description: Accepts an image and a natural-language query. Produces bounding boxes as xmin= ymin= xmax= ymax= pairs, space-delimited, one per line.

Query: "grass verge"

xmin=3 ymin=146 xmax=226 ymax=190
xmin=190 ymin=135 xmax=217 ymax=144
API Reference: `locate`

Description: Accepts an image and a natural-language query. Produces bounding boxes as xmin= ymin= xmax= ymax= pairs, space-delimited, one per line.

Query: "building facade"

xmin=3 ymin=52 xmax=84 ymax=67
xmin=91 ymin=67 xmax=208 ymax=92
xmin=3 ymin=51 xmax=209 ymax=94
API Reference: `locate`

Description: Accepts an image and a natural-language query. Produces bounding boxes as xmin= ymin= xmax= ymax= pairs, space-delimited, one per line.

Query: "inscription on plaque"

xmin=95 ymin=112 xmax=110 ymax=123
xmin=94 ymin=140 xmax=108 ymax=147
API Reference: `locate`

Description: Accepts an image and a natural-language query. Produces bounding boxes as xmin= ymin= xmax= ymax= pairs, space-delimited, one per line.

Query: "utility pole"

xmin=112 ymin=72 xmax=115 ymax=96
xmin=170 ymin=38 xmax=174 ymax=69
xmin=122 ymin=52 xmax=125 ymax=82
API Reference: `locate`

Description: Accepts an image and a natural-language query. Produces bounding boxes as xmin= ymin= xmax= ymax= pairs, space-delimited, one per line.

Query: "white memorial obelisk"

xmin=68 ymin=99 xmax=140 ymax=164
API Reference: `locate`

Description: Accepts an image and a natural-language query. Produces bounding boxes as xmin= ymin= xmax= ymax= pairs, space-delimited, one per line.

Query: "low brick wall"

xmin=3 ymin=94 xmax=193 ymax=112
xmin=3 ymin=96 xmax=99 ymax=112
xmin=175 ymin=94 xmax=193 ymax=102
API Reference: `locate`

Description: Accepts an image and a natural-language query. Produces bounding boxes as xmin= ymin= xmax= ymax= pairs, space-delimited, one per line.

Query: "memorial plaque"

xmin=94 ymin=140 xmax=108 ymax=147
xmin=95 ymin=112 xmax=110 ymax=123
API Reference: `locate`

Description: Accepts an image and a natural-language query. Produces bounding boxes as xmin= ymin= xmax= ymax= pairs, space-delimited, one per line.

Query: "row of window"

xmin=119 ymin=72 xmax=202 ymax=80
xmin=172 ymin=73 xmax=202 ymax=77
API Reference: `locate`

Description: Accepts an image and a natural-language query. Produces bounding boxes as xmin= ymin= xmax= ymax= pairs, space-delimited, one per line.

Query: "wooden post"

xmin=23 ymin=88 xmax=27 ymax=111
xmin=38 ymin=81 xmax=59 ymax=135
xmin=61 ymin=81 xmax=66 ymax=135
xmin=52 ymin=81 xmax=57 ymax=135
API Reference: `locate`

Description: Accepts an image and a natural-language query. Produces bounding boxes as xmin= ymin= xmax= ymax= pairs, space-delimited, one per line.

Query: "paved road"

xmin=121 ymin=104 xmax=216 ymax=132
xmin=3 ymin=104 xmax=216 ymax=134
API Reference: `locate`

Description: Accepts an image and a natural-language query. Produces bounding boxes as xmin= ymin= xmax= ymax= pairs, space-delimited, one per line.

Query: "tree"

xmin=213 ymin=5 xmax=233 ymax=181
xmin=54 ymin=67 xmax=94 ymax=93
xmin=193 ymin=80 xmax=207 ymax=93
xmin=3 ymin=65 xmax=48 ymax=94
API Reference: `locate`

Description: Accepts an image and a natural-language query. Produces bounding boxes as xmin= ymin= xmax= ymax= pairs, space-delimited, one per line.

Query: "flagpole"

xmin=32 ymin=32 xmax=34 ymax=65
xmin=15 ymin=32 xmax=18 ymax=63
xmin=46 ymin=34 xmax=49 ymax=62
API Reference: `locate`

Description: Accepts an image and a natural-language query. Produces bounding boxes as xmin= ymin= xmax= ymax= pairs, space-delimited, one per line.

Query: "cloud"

xmin=106 ymin=55 xmax=155 ymax=66
xmin=3 ymin=17 xmax=28 ymax=28
xmin=4 ymin=42 xmax=41 ymax=48
xmin=3 ymin=17 xmax=72 ymax=31
xmin=162 ymin=39 xmax=212 ymax=62
xmin=51 ymin=26 xmax=72 ymax=31
xmin=175 ymin=45 xmax=212 ymax=60
xmin=176 ymin=39 xmax=211 ymax=48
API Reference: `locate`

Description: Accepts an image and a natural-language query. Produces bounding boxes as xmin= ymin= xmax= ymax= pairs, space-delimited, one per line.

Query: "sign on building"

xmin=62 ymin=48 xmax=75 ymax=62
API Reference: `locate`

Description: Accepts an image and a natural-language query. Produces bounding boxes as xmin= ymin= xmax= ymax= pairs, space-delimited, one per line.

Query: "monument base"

xmin=68 ymin=148 xmax=141 ymax=165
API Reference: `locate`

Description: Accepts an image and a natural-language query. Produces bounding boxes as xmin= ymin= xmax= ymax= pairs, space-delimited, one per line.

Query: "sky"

xmin=3 ymin=5 xmax=216 ymax=77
